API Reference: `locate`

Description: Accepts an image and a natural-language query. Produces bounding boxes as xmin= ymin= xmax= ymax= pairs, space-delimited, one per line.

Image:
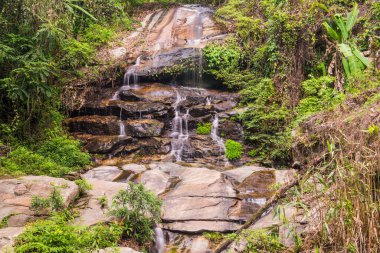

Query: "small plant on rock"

xmin=196 ymin=122 xmax=212 ymax=135
xmin=75 ymin=179 xmax=92 ymax=196
xmin=225 ymin=139 xmax=243 ymax=161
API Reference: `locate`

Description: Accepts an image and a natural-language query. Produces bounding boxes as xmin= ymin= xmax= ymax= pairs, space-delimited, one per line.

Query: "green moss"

xmin=237 ymin=229 xmax=285 ymax=253
xmin=196 ymin=122 xmax=212 ymax=135
xmin=225 ymin=139 xmax=243 ymax=161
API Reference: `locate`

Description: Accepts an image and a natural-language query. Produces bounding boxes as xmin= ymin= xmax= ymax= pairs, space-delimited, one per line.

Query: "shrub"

xmin=196 ymin=122 xmax=212 ymax=135
xmin=37 ymin=136 xmax=91 ymax=169
xmin=60 ymin=39 xmax=94 ymax=69
xmin=238 ymin=229 xmax=285 ymax=253
xmin=31 ymin=186 xmax=64 ymax=213
xmin=0 ymin=147 xmax=71 ymax=177
xmin=75 ymin=179 xmax=93 ymax=196
xmin=109 ymin=183 xmax=162 ymax=244
xmin=84 ymin=24 xmax=115 ymax=46
xmin=225 ymin=139 xmax=243 ymax=161
xmin=14 ymin=217 xmax=122 ymax=252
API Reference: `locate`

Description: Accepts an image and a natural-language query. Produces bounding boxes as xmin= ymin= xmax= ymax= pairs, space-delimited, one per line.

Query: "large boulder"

xmin=65 ymin=115 xmax=120 ymax=135
xmin=125 ymin=119 xmax=164 ymax=137
xmin=74 ymin=179 xmax=128 ymax=226
xmin=0 ymin=176 xmax=79 ymax=227
xmin=74 ymin=134 xmax=134 ymax=154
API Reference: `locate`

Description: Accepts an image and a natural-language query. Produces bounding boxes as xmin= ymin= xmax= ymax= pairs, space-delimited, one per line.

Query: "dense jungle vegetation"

xmin=0 ymin=0 xmax=379 ymax=252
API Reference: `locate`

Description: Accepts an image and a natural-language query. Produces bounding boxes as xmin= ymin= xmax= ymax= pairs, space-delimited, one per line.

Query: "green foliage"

xmin=83 ymin=24 xmax=116 ymax=46
xmin=14 ymin=214 xmax=122 ymax=253
xmin=31 ymin=187 xmax=64 ymax=213
xmin=203 ymin=39 xmax=241 ymax=87
xmin=61 ymin=39 xmax=94 ymax=69
xmin=37 ymin=136 xmax=91 ymax=169
xmin=75 ymin=179 xmax=93 ymax=196
xmin=367 ymin=124 xmax=379 ymax=136
xmin=296 ymin=76 xmax=344 ymax=120
xmin=0 ymin=136 xmax=89 ymax=177
xmin=109 ymin=183 xmax=162 ymax=244
xmin=98 ymin=195 xmax=108 ymax=208
xmin=323 ymin=4 xmax=370 ymax=78
xmin=237 ymin=229 xmax=285 ymax=253
xmin=0 ymin=147 xmax=71 ymax=177
xmin=225 ymin=139 xmax=243 ymax=161
xmin=196 ymin=122 xmax=212 ymax=135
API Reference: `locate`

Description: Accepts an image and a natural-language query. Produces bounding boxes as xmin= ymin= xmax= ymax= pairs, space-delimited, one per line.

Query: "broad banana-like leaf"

xmin=352 ymin=46 xmax=370 ymax=67
xmin=323 ymin=22 xmax=340 ymax=41
xmin=341 ymin=57 xmax=351 ymax=77
xmin=333 ymin=15 xmax=348 ymax=42
xmin=338 ymin=43 xmax=353 ymax=58
xmin=346 ymin=3 xmax=359 ymax=33
xmin=347 ymin=55 xmax=364 ymax=74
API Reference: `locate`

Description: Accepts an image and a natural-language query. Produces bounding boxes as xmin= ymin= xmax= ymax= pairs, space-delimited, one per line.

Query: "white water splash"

xmin=170 ymin=91 xmax=189 ymax=161
xmin=211 ymin=114 xmax=229 ymax=166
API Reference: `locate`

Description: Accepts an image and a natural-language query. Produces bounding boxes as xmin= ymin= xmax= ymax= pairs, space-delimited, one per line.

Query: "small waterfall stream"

xmin=112 ymin=56 xmax=142 ymax=100
xmin=154 ymin=227 xmax=165 ymax=253
xmin=211 ymin=114 xmax=229 ymax=165
xmin=170 ymin=91 xmax=189 ymax=161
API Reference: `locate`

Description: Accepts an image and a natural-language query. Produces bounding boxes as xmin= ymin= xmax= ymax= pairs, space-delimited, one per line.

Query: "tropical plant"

xmin=109 ymin=183 xmax=162 ymax=244
xmin=323 ymin=3 xmax=370 ymax=89
xmin=225 ymin=139 xmax=243 ymax=160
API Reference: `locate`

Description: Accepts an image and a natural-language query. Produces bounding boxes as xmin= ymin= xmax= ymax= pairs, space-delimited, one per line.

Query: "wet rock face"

xmin=67 ymin=83 xmax=242 ymax=166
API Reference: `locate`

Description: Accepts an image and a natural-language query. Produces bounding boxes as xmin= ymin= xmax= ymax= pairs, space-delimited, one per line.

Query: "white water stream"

xmin=154 ymin=227 xmax=165 ymax=253
xmin=170 ymin=91 xmax=189 ymax=161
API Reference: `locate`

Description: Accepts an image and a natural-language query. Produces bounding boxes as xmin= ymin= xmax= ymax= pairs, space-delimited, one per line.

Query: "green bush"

xmin=37 ymin=136 xmax=91 ymax=169
xmin=109 ymin=183 xmax=162 ymax=244
xmin=0 ymin=147 xmax=71 ymax=177
xmin=0 ymin=136 xmax=90 ymax=177
xmin=238 ymin=229 xmax=285 ymax=253
xmin=225 ymin=139 xmax=243 ymax=161
xmin=84 ymin=24 xmax=115 ymax=46
xmin=61 ymin=39 xmax=94 ymax=69
xmin=31 ymin=186 xmax=64 ymax=213
xmin=196 ymin=122 xmax=212 ymax=135
xmin=14 ymin=216 xmax=122 ymax=253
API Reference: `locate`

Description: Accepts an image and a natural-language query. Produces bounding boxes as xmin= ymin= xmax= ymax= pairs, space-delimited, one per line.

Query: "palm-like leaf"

xmin=346 ymin=3 xmax=359 ymax=33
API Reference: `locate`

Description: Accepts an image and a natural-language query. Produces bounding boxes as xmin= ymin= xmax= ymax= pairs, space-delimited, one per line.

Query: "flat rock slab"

xmin=162 ymin=197 xmax=237 ymax=221
xmin=162 ymin=220 xmax=240 ymax=233
xmin=0 ymin=227 xmax=24 ymax=251
xmin=75 ymin=179 xmax=128 ymax=226
xmin=164 ymin=167 xmax=236 ymax=198
xmin=149 ymin=162 xmax=187 ymax=177
xmin=82 ymin=166 xmax=122 ymax=182
xmin=0 ymin=176 xmax=79 ymax=227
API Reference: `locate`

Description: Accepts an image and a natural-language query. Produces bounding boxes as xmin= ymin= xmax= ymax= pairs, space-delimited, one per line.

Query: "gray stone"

xmin=82 ymin=166 xmax=122 ymax=182
xmin=162 ymin=221 xmax=240 ymax=233
xmin=139 ymin=169 xmax=170 ymax=195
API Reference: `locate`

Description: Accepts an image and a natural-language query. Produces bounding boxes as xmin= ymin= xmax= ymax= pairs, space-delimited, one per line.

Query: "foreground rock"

xmin=0 ymin=227 xmax=24 ymax=252
xmin=0 ymin=176 xmax=79 ymax=227
xmin=74 ymin=179 xmax=128 ymax=226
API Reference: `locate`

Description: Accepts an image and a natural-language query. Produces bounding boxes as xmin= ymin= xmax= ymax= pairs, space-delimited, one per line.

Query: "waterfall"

xmin=111 ymin=56 xmax=141 ymax=100
xmin=170 ymin=91 xmax=189 ymax=161
xmin=206 ymin=96 xmax=212 ymax=106
xmin=119 ymin=121 xmax=126 ymax=137
xmin=154 ymin=227 xmax=165 ymax=253
xmin=211 ymin=114 xmax=229 ymax=165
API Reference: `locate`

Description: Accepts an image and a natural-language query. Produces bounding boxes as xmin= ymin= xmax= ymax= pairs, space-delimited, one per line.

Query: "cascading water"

xmin=170 ymin=91 xmax=189 ymax=161
xmin=112 ymin=56 xmax=142 ymax=100
xmin=211 ymin=114 xmax=229 ymax=165
xmin=206 ymin=96 xmax=212 ymax=106
xmin=154 ymin=227 xmax=165 ymax=253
